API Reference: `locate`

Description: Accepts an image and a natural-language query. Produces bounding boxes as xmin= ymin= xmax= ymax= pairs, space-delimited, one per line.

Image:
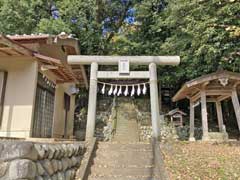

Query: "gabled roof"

xmin=167 ymin=108 xmax=187 ymax=116
xmin=0 ymin=34 xmax=88 ymax=88
xmin=172 ymin=70 xmax=240 ymax=102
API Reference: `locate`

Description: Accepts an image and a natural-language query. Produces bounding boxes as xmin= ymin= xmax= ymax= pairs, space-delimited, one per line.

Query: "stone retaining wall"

xmin=0 ymin=140 xmax=85 ymax=180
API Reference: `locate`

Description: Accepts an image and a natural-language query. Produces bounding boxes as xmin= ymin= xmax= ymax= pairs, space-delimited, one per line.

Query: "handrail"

xmin=151 ymin=137 xmax=169 ymax=180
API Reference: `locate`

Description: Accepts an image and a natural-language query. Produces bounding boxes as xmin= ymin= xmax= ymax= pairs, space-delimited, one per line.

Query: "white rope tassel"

xmin=142 ymin=83 xmax=147 ymax=95
xmin=101 ymin=83 xmax=105 ymax=94
xmin=117 ymin=86 xmax=122 ymax=96
xmin=131 ymin=85 xmax=135 ymax=96
xmin=137 ymin=84 xmax=141 ymax=96
xmin=113 ymin=85 xmax=118 ymax=95
xmin=124 ymin=86 xmax=128 ymax=96
xmin=108 ymin=84 xmax=113 ymax=96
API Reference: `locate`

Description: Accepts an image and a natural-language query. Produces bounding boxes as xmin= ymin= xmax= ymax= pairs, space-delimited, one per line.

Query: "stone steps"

xmin=92 ymin=158 xmax=154 ymax=167
xmin=95 ymin=150 xmax=153 ymax=156
xmin=87 ymin=142 xmax=158 ymax=180
xmin=94 ymin=150 xmax=153 ymax=160
xmin=112 ymin=138 xmax=139 ymax=142
xmin=86 ymin=100 xmax=158 ymax=179
xmin=115 ymin=129 xmax=138 ymax=132
xmin=112 ymin=101 xmax=139 ymax=142
xmin=88 ymin=177 xmax=159 ymax=180
xmin=116 ymin=125 xmax=137 ymax=128
xmin=89 ymin=167 xmax=158 ymax=177
xmin=116 ymin=124 xmax=137 ymax=128
xmin=97 ymin=143 xmax=152 ymax=150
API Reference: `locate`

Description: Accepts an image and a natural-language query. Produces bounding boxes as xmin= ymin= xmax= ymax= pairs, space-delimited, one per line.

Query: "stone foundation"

xmin=207 ymin=132 xmax=229 ymax=141
xmin=0 ymin=140 xmax=85 ymax=180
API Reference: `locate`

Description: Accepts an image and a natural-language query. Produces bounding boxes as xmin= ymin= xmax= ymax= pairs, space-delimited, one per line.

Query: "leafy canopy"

xmin=0 ymin=0 xmax=239 ymax=87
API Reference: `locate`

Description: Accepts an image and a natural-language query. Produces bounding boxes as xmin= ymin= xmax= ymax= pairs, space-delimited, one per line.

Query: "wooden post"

xmin=180 ymin=116 xmax=183 ymax=127
xmin=231 ymin=89 xmax=240 ymax=131
xmin=85 ymin=62 xmax=98 ymax=140
xmin=201 ymin=89 xmax=209 ymax=140
xmin=170 ymin=116 xmax=173 ymax=125
xmin=189 ymin=100 xmax=195 ymax=141
xmin=216 ymin=101 xmax=224 ymax=132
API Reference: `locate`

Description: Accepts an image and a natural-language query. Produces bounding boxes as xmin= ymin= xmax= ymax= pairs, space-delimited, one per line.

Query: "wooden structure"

xmin=167 ymin=108 xmax=186 ymax=127
xmin=172 ymin=70 xmax=240 ymax=141
xmin=0 ymin=34 xmax=88 ymax=87
xmin=68 ymin=55 xmax=180 ymax=139
xmin=0 ymin=34 xmax=88 ymax=138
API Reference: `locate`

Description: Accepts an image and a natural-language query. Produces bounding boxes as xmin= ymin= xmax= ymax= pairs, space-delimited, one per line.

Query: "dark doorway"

xmin=64 ymin=93 xmax=70 ymax=138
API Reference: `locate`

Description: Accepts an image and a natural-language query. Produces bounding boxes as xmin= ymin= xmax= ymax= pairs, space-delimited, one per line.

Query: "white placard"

xmin=118 ymin=59 xmax=129 ymax=74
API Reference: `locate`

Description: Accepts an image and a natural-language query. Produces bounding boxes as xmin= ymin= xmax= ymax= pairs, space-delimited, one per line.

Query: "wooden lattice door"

xmin=32 ymin=74 xmax=55 ymax=138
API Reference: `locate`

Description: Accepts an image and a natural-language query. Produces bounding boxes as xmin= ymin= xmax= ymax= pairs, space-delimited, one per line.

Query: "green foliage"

xmin=110 ymin=0 xmax=240 ymax=87
xmin=37 ymin=18 xmax=72 ymax=34
xmin=0 ymin=0 xmax=52 ymax=34
xmin=0 ymin=0 xmax=239 ymax=87
xmin=155 ymin=0 xmax=240 ymax=85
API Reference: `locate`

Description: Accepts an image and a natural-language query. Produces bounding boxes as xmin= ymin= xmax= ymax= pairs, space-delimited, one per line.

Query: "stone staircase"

xmin=87 ymin=142 xmax=160 ymax=180
xmin=85 ymin=98 xmax=162 ymax=180
xmin=112 ymin=99 xmax=139 ymax=142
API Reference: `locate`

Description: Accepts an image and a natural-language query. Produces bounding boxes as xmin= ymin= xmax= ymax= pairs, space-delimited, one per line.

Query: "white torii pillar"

xmin=68 ymin=56 xmax=180 ymax=140
xmin=149 ymin=63 xmax=161 ymax=138
xmin=85 ymin=62 xmax=98 ymax=139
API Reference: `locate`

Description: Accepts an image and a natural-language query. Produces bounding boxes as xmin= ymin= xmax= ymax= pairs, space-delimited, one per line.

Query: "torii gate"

xmin=68 ymin=56 xmax=180 ymax=139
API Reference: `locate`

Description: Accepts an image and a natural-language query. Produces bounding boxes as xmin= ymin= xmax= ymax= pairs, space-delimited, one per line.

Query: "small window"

xmin=0 ymin=71 xmax=7 ymax=127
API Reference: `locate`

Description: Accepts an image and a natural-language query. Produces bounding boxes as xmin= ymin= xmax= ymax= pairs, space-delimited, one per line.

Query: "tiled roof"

xmin=0 ymin=33 xmax=88 ymax=88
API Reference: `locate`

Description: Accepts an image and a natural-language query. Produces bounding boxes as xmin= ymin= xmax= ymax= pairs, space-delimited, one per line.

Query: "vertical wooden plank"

xmin=170 ymin=116 xmax=173 ymax=124
xmin=189 ymin=100 xmax=195 ymax=141
xmin=180 ymin=116 xmax=183 ymax=127
xmin=216 ymin=101 xmax=224 ymax=132
xmin=231 ymin=89 xmax=240 ymax=131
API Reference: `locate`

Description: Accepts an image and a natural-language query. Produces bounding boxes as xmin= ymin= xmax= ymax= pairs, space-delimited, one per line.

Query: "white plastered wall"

xmin=0 ymin=57 xmax=38 ymax=138
xmin=0 ymin=57 xmax=76 ymax=139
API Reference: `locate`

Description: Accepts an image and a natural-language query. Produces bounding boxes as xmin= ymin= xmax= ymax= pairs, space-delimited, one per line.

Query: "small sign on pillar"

xmin=119 ymin=59 xmax=129 ymax=75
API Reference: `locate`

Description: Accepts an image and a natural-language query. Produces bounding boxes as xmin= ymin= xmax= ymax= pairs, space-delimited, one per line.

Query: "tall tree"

xmin=0 ymin=0 xmax=53 ymax=34
xmin=37 ymin=0 xmax=138 ymax=55
xmin=0 ymin=0 xmax=239 ymax=87
xmin=156 ymin=0 xmax=240 ymax=84
xmin=110 ymin=0 xmax=240 ymax=86
xmin=0 ymin=0 xmax=138 ymax=55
